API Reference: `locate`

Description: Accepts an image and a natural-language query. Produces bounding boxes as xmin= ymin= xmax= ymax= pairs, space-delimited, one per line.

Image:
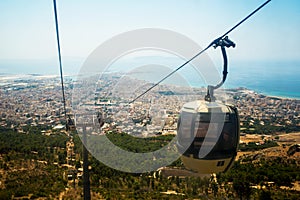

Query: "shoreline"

xmin=226 ymin=87 xmax=300 ymax=101
xmin=1 ymin=73 xmax=299 ymax=100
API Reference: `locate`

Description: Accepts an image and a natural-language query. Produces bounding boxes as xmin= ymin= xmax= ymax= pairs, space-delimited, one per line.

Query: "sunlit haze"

xmin=0 ymin=0 xmax=299 ymax=74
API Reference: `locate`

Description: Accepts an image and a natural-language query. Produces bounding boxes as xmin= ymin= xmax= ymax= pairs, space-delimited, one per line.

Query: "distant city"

xmin=1 ymin=73 xmax=299 ymax=136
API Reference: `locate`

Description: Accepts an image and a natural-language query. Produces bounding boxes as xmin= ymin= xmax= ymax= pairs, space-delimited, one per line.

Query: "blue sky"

xmin=0 ymin=0 xmax=300 ymax=74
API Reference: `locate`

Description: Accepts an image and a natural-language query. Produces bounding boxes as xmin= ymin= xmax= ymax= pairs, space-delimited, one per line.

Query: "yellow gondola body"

xmin=177 ymin=100 xmax=240 ymax=174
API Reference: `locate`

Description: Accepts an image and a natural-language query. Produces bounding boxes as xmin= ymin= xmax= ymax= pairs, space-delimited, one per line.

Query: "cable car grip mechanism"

xmin=205 ymin=36 xmax=235 ymax=102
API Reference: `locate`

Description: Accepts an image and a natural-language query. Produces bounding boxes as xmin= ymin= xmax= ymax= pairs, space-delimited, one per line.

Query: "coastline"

xmin=1 ymin=73 xmax=299 ymax=101
xmin=250 ymin=90 xmax=300 ymax=101
xmin=225 ymin=87 xmax=300 ymax=101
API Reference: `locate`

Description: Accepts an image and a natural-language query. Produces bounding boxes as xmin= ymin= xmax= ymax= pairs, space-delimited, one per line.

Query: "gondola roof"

xmin=182 ymin=100 xmax=232 ymax=113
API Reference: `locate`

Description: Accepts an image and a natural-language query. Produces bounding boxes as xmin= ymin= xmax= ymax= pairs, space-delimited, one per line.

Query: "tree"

xmin=259 ymin=190 xmax=272 ymax=200
xmin=233 ymin=177 xmax=252 ymax=200
xmin=211 ymin=181 xmax=218 ymax=197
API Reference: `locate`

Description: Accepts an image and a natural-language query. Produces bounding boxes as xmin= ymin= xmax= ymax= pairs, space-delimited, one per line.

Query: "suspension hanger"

xmin=204 ymin=36 xmax=235 ymax=102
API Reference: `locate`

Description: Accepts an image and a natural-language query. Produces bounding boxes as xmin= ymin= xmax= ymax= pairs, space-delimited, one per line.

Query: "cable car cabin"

xmin=177 ymin=100 xmax=239 ymax=174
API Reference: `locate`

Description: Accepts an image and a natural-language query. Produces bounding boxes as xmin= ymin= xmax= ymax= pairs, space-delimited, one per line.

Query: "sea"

xmin=223 ymin=60 xmax=300 ymax=99
xmin=0 ymin=58 xmax=299 ymax=99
